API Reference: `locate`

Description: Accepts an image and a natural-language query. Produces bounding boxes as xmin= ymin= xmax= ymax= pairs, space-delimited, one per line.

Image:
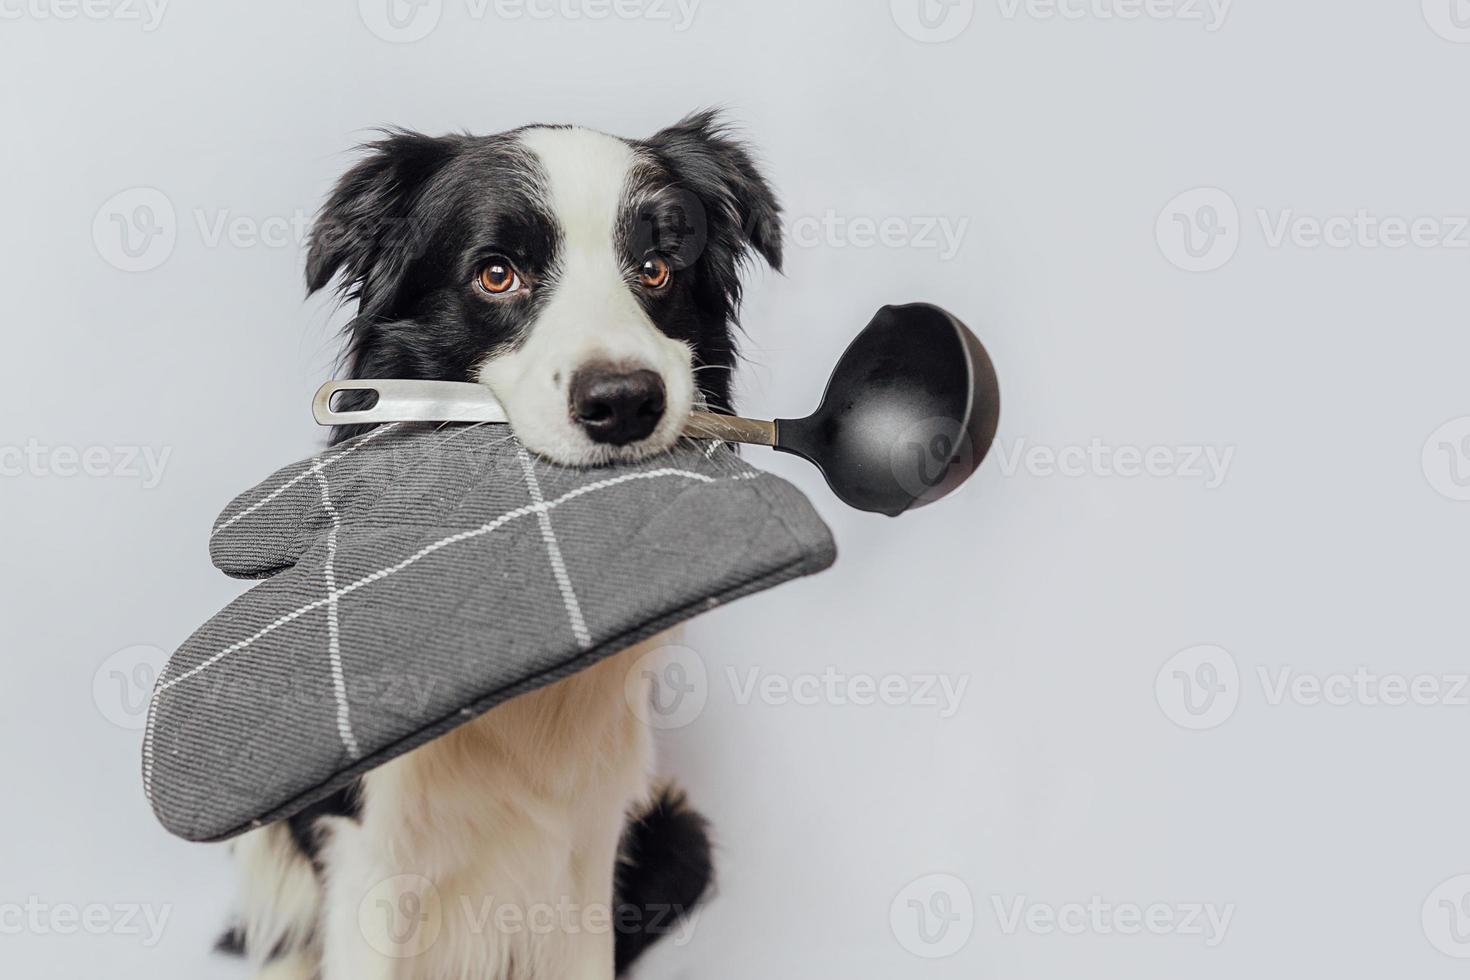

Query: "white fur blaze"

xmin=477 ymin=126 xmax=695 ymax=466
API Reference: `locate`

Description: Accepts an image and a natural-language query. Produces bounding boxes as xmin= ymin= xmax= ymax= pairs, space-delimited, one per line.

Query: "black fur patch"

xmin=214 ymin=924 xmax=246 ymax=957
xmin=613 ymin=786 xmax=715 ymax=974
xmin=287 ymin=781 xmax=362 ymax=872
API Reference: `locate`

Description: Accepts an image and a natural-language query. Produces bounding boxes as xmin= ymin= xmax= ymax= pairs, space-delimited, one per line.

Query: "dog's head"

xmin=307 ymin=111 xmax=782 ymax=464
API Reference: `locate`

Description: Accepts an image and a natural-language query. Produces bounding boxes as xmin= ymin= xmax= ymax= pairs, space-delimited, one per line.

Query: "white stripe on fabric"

xmin=312 ymin=459 xmax=361 ymax=759
xmin=517 ymin=449 xmax=592 ymax=650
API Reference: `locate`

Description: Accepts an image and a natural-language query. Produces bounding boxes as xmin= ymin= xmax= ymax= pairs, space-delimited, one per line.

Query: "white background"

xmin=3 ymin=0 xmax=1469 ymax=977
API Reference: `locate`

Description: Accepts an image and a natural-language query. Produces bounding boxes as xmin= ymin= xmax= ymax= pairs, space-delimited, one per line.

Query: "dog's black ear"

xmin=306 ymin=131 xmax=457 ymax=319
xmin=644 ymin=109 xmax=783 ymax=272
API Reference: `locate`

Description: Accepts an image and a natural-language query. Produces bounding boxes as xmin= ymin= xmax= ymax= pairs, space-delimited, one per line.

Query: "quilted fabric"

xmin=143 ymin=423 xmax=836 ymax=842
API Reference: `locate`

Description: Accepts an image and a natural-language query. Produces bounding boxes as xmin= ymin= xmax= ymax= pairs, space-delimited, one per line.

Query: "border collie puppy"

xmin=221 ymin=111 xmax=782 ymax=980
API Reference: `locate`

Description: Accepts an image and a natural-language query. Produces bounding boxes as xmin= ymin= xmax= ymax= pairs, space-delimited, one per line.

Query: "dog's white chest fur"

xmin=236 ymin=641 xmax=657 ymax=980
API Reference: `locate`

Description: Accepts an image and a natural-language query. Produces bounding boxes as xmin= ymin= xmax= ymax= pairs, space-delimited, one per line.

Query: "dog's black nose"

xmin=569 ymin=367 xmax=666 ymax=445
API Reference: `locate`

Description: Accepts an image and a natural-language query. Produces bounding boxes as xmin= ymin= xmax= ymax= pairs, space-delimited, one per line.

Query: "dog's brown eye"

xmin=476 ymin=258 xmax=522 ymax=295
xmin=639 ymin=255 xmax=671 ymax=290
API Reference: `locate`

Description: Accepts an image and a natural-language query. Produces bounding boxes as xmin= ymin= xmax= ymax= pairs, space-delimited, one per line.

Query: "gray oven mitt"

xmin=143 ymin=423 xmax=835 ymax=842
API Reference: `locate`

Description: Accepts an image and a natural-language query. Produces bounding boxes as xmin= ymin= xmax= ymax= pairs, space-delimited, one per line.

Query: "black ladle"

xmin=313 ymin=303 xmax=1000 ymax=517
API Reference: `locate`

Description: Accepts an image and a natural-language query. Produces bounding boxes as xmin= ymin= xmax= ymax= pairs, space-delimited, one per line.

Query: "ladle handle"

xmin=313 ymin=380 xmax=780 ymax=447
xmin=685 ymin=411 xmax=776 ymax=446
xmin=314 ymin=379 xmax=509 ymax=427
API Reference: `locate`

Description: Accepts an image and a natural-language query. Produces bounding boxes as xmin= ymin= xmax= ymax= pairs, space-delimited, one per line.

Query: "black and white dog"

xmin=222 ymin=111 xmax=782 ymax=979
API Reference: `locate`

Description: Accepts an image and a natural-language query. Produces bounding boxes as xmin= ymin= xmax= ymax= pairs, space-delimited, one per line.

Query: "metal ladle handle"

xmin=313 ymin=379 xmax=778 ymax=445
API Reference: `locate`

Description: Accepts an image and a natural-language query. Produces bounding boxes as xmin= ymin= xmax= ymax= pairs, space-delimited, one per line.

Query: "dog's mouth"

xmin=510 ymin=415 xmax=688 ymax=469
xmin=484 ymin=359 xmax=696 ymax=468
xmin=543 ymin=436 xmax=682 ymax=468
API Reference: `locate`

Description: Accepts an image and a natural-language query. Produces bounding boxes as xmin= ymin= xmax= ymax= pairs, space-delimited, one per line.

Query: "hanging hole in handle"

xmin=328 ymin=387 xmax=380 ymax=413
